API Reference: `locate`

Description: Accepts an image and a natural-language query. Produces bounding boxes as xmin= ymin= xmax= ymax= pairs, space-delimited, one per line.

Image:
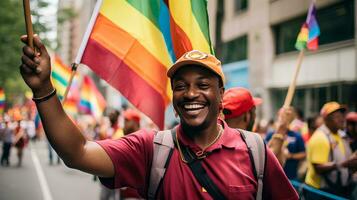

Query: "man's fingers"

xmin=20 ymin=35 xmax=28 ymax=44
xmin=20 ymin=64 xmax=34 ymax=74
xmin=23 ymin=46 xmax=35 ymax=58
xmin=22 ymin=54 xmax=38 ymax=70
xmin=33 ymin=35 xmax=48 ymax=58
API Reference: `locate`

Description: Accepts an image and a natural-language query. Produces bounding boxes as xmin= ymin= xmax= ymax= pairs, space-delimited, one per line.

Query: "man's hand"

xmin=341 ymin=153 xmax=357 ymax=169
xmin=275 ymin=107 xmax=295 ymax=135
xmin=20 ymin=35 xmax=54 ymax=98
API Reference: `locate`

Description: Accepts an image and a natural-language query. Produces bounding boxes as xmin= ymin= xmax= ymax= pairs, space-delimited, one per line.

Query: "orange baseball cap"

xmin=222 ymin=87 xmax=262 ymax=119
xmin=167 ymin=50 xmax=225 ymax=84
xmin=320 ymin=101 xmax=346 ymax=118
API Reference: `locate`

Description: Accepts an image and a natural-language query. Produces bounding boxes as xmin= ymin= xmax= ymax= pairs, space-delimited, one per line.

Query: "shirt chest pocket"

xmin=228 ymin=184 xmax=256 ymax=200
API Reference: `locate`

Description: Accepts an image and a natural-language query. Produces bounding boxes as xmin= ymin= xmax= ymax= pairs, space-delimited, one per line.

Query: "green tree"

xmin=0 ymin=0 xmax=53 ymax=106
xmin=0 ymin=0 xmax=27 ymax=106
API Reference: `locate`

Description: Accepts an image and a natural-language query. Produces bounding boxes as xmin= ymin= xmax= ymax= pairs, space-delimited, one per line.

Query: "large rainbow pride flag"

xmin=75 ymin=0 xmax=213 ymax=129
xmin=295 ymin=2 xmax=320 ymax=51
xmin=0 ymin=88 xmax=5 ymax=114
xmin=79 ymin=75 xmax=106 ymax=119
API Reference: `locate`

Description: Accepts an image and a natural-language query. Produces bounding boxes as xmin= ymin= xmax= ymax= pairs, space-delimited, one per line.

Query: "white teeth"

xmin=184 ymin=104 xmax=204 ymax=109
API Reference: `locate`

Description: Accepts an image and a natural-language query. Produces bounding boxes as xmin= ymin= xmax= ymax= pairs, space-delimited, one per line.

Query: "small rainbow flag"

xmin=79 ymin=75 xmax=106 ymax=119
xmin=0 ymin=88 xmax=5 ymax=114
xmin=295 ymin=2 xmax=320 ymax=51
xmin=52 ymin=55 xmax=79 ymax=115
xmin=52 ymin=55 xmax=72 ymax=98
xmin=77 ymin=0 xmax=213 ymax=129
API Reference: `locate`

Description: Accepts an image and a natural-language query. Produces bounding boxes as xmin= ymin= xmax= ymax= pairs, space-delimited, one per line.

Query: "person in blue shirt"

xmin=265 ymin=107 xmax=306 ymax=180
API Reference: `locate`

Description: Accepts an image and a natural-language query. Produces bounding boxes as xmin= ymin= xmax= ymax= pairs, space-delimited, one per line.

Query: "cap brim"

xmin=167 ymin=60 xmax=214 ymax=78
xmin=324 ymin=106 xmax=347 ymax=117
xmin=253 ymin=97 xmax=263 ymax=106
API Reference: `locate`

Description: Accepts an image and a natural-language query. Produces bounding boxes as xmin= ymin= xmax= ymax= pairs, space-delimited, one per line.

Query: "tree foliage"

xmin=0 ymin=0 xmax=53 ymax=105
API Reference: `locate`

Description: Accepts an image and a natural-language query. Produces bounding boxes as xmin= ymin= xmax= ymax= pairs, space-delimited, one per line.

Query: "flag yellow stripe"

xmin=100 ymin=0 xmax=172 ymax=68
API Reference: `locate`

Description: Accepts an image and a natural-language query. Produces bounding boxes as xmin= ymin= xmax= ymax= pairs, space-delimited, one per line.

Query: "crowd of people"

xmin=220 ymin=86 xmax=357 ymax=199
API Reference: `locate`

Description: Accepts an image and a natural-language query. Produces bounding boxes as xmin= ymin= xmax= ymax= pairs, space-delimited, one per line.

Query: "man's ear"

xmin=219 ymin=87 xmax=225 ymax=98
xmin=243 ymin=112 xmax=250 ymax=124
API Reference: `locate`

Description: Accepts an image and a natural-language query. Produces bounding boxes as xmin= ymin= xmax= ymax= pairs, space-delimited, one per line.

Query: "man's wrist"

xmin=32 ymin=84 xmax=54 ymax=98
xmin=272 ymin=133 xmax=285 ymax=140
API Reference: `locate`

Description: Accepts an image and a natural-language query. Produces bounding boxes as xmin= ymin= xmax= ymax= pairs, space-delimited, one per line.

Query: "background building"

xmin=208 ymin=0 xmax=356 ymax=120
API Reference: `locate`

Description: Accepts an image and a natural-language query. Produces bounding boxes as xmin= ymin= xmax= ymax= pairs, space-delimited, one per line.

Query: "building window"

xmin=270 ymin=83 xmax=357 ymax=119
xmin=221 ymin=35 xmax=248 ymax=64
xmin=234 ymin=0 xmax=248 ymax=14
xmin=274 ymin=1 xmax=354 ymax=54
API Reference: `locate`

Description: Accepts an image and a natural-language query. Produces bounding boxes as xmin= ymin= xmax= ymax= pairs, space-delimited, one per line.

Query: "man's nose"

xmin=184 ymin=86 xmax=199 ymax=99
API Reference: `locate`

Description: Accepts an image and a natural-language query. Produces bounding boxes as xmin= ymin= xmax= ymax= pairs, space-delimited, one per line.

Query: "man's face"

xmin=124 ymin=119 xmax=139 ymax=135
xmin=172 ymin=65 xmax=224 ymax=130
xmin=346 ymin=121 xmax=357 ymax=138
xmin=327 ymin=111 xmax=345 ymax=131
xmin=247 ymin=107 xmax=257 ymax=131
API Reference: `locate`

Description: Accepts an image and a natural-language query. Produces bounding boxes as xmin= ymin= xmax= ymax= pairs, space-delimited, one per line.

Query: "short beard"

xmin=180 ymin=118 xmax=211 ymax=138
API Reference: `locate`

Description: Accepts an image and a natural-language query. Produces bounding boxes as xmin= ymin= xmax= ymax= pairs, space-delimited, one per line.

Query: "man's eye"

xmin=174 ymin=84 xmax=185 ymax=90
xmin=198 ymin=83 xmax=210 ymax=89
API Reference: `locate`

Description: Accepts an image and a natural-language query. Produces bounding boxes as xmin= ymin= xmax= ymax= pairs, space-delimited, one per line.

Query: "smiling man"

xmin=20 ymin=36 xmax=298 ymax=200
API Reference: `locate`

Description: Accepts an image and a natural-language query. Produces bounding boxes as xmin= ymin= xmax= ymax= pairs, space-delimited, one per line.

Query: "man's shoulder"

xmin=308 ymin=130 xmax=329 ymax=147
xmin=287 ymin=130 xmax=303 ymax=139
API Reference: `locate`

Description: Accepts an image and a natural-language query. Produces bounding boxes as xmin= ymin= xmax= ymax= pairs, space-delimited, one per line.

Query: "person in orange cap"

xmin=222 ymin=87 xmax=262 ymax=131
xmin=19 ymin=34 xmax=298 ymax=200
xmin=305 ymin=102 xmax=356 ymax=198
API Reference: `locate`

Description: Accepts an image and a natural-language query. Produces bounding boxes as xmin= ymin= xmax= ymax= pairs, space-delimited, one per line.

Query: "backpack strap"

xmin=148 ymin=130 xmax=175 ymax=200
xmin=238 ymin=129 xmax=266 ymax=200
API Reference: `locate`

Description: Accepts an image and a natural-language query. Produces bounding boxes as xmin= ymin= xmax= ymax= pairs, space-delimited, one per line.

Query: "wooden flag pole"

xmin=23 ymin=0 xmax=34 ymax=49
xmin=23 ymin=0 xmax=41 ymax=73
xmin=283 ymin=50 xmax=305 ymax=108
xmin=61 ymin=63 xmax=78 ymax=104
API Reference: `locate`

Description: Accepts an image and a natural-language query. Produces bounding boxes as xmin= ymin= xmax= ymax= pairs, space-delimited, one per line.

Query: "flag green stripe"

xmin=190 ymin=0 xmax=211 ymax=46
xmin=52 ymin=71 xmax=68 ymax=87
xmin=126 ymin=0 xmax=160 ymax=29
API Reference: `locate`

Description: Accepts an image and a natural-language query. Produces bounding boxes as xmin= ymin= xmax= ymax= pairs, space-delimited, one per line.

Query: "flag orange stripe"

xmin=90 ymin=14 xmax=170 ymax=104
xmin=82 ymin=39 xmax=166 ymax=128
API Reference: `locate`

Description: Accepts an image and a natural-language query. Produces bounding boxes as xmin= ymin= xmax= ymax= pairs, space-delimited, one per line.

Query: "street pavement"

xmin=0 ymin=140 xmax=101 ymax=200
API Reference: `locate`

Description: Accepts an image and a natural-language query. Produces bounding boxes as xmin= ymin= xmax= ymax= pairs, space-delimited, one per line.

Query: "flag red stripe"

xmin=169 ymin=15 xmax=193 ymax=58
xmin=81 ymin=39 xmax=165 ymax=128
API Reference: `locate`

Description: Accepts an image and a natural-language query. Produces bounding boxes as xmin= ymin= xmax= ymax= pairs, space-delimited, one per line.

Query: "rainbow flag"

xmin=52 ymin=55 xmax=79 ymax=115
xmin=168 ymin=0 xmax=213 ymax=58
xmin=79 ymin=75 xmax=106 ymax=119
xmin=0 ymin=88 xmax=5 ymax=114
xmin=77 ymin=0 xmax=213 ymax=129
xmin=52 ymin=55 xmax=72 ymax=98
xmin=295 ymin=2 xmax=320 ymax=51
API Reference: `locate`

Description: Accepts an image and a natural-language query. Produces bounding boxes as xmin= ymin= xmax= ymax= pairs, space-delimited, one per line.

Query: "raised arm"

xmin=20 ymin=35 xmax=114 ymax=177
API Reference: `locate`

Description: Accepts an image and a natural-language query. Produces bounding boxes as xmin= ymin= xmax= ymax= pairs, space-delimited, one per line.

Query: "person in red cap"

xmin=120 ymin=109 xmax=142 ymax=200
xmin=19 ymin=35 xmax=298 ymax=200
xmin=305 ymin=102 xmax=357 ymax=198
xmin=346 ymin=112 xmax=357 ymax=151
xmin=222 ymin=87 xmax=262 ymax=131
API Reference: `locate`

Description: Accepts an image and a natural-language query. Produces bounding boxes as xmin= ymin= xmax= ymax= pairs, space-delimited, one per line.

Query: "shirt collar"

xmin=176 ymin=119 xmax=239 ymax=152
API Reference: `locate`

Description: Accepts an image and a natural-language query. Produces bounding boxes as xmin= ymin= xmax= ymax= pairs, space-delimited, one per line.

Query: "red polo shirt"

xmin=97 ymin=121 xmax=298 ymax=200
